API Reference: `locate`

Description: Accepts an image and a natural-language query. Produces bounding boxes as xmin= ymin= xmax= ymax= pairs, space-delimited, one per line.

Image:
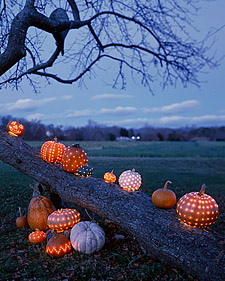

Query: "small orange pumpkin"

xmin=61 ymin=144 xmax=88 ymax=174
xmin=29 ymin=228 xmax=46 ymax=244
xmin=176 ymin=184 xmax=219 ymax=227
xmin=7 ymin=121 xmax=24 ymax=137
xmin=104 ymin=170 xmax=116 ymax=183
xmin=41 ymin=138 xmax=66 ymax=164
xmin=16 ymin=207 xmax=27 ymax=228
xmin=47 ymin=208 xmax=80 ymax=233
xmin=152 ymin=181 xmax=176 ymax=209
xmin=46 ymin=233 xmax=71 ymax=257
xmin=27 ymin=195 xmax=55 ymax=231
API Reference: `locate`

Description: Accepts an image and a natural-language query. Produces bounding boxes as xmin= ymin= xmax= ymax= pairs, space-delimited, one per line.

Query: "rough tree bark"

xmin=0 ymin=130 xmax=224 ymax=281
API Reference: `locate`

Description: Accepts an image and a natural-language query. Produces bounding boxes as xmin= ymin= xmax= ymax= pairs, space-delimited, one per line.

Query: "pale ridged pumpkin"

xmin=27 ymin=195 xmax=55 ymax=231
xmin=70 ymin=221 xmax=105 ymax=254
xmin=118 ymin=169 xmax=142 ymax=191
xmin=61 ymin=144 xmax=88 ymax=174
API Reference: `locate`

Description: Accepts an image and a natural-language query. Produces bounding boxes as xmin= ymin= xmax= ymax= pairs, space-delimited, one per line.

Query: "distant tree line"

xmin=1 ymin=115 xmax=225 ymax=141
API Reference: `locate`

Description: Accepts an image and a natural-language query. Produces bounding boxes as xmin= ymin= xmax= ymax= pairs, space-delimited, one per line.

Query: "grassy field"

xmin=0 ymin=141 xmax=225 ymax=280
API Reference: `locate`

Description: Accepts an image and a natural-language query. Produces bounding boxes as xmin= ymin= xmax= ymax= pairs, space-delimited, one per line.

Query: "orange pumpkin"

xmin=47 ymin=208 xmax=80 ymax=233
xmin=27 ymin=195 xmax=55 ymax=231
xmin=7 ymin=121 xmax=24 ymax=137
xmin=176 ymin=184 xmax=219 ymax=227
xmin=61 ymin=144 xmax=88 ymax=174
xmin=16 ymin=207 xmax=27 ymax=228
xmin=29 ymin=228 xmax=46 ymax=244
xmin=104 ymin=170 xmax=116 ymax=183
xmin=41 ymin=138 xmax=66 ymax=164
xmin=152 ymin=181 xmax=176 ymax=209
xmin=46 ymin=233 xmax=71 ymax=257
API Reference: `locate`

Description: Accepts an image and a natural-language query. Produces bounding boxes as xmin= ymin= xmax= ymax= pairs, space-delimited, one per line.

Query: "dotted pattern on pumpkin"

xmin=176 ymin=192 xmax=219 ymax=227
xmin=61 ymin=145 xmax=88 ymax=174
xmin=47 ymin=208 xmax=80 ymax=232
xmin=119 ymin=169 xmax=142 ymax=191
xmin=41 ymin=140 xmax=66 ymax=163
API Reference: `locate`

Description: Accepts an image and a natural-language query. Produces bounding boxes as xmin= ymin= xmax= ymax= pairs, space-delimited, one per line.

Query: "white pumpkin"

xmin=118 ymin=168 xmax=142 ymax=191
xmin=70 ymin=221 xmax=105 ymax=254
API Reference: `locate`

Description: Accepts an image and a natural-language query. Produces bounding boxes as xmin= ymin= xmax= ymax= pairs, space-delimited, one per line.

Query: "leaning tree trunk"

xmin=0 ymin=131 xmax=224 ymax=281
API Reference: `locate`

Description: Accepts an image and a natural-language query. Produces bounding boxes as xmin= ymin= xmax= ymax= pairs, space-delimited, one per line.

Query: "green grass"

xmin=0 ymin=141 xmax=225 ymax=280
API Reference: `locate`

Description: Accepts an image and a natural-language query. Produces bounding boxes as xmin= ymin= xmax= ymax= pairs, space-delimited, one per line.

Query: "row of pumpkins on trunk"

xmin=16 ymin=194 xmax=105 ymax=257
xmin=8 ymin=121 xmax=220 ymax=229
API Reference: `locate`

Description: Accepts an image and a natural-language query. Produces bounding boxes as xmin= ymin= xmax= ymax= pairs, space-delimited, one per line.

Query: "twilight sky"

xmin=1 ymin=0 xmax=225 ymax=129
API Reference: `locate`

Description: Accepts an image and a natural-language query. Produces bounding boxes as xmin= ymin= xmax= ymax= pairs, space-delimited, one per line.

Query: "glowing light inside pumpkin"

xmin=47 ymin=208 xmax=80 ymax=232
xmin=46 ymin=242 xmax=71 ymax=257
xmin=176 ymin=185 xmax=219 ymax=227
xmin=104 ymin=170 xmax=116 ymax=183
xmin=62 ymin=144 xmax=88 ymax=173
xmin=29 ymin=229 xmax=46 ymax=244
xmin=77 ymin=164 xmax=94 ymax=177
xmin=7 ymin=121 xmax=24 ymax=137
xmin=119 ymin=169 xmax=142 ymax=191
xmin=41 ymin=138 xmax=66 ymax=163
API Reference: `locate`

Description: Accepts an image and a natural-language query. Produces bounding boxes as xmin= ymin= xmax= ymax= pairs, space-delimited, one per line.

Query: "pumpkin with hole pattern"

xmin=61 ymin=144 xmax=88 ymax=174
xmin=70 ymin=221 xmax=105 ymax=254
xmin=41 ymin=138 xmax=66 ymax=163
xmin=46 ymin=233 xmax=71 ymax=257
xmin=104 ymin=170 xmax=116 ymax=183
xmin=29 ymin=228 xmax=46 ymax=244
xmin=118 ymin=169 xmax=142 ymax=191
xmin=47 ymin=208 xmax=80 ymax=233
xmin=7 ymin=121 xmax=24 ymax=137
xmin=152 ymin=181 xmax=176 ymax=209
xmin=176 ymin=184 xmax=219 ymax=227
xmin=27 ymin=195 xmax=55 ymax=231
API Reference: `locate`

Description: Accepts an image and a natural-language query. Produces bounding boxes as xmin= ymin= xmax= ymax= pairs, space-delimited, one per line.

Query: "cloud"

xmin=142 ymin=100 xmax=199 ymax=114
xmin=61 ymin=95 xmax=73 ymax=100
xmin=158 ymin=114 xmax=225 ymax=126
xmin=98 ymin=106 xmax=137 ymax=116
xmin=91 ymin=94 xmax=132 ymax=100
xmin=106 ymin=118 xmax=151 ymax=126
xmin=64 ymin=109 xmax=92 ymax=118
xmin=4 ymin=97 xmax=56 ymax=112
xmin=26 ymin=113 xmax=47 ymax=121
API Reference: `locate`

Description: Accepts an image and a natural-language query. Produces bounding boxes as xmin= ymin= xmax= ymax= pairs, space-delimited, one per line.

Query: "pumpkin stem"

xmin=199 ymin=184 xmax=206 ymax=196
xmin=29 ymin=184 xmax=41 ymax=196
xmin=53 ymin=137 xmax=57 ymax=142
xmin=111 ymin=170 xmax=114 ymax=174
xmin=18 ymin=207 xmax=23 ymax=217
xmin=131 ymin=168 xmax=135 ymax=172
xmin=164 ymin=180 xmax=172 ymax=190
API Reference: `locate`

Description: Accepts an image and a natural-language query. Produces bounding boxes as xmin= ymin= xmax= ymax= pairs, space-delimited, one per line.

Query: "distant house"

xmin=116 ymin=136 xmax=141 ymax=141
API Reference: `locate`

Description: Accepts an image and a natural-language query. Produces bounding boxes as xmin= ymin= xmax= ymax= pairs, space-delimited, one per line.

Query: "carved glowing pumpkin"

xmin=47 ymin=208 xmax=80 ymax=233
xmin=119 ymin=169 xmax=142 ymax=191
xmin=176 ymin=184 xmax=219 ymax=227
xmin=104 ymin=170 xmax=116 ymax=183
xmin=7 ymin=121 xmax=24 ymax=137
xmin=77 ymin=164 xmax=94 ymax=177
xmin=152 ymin=181 xmax=176 ymax=209
xmin=41 ymin=138 xmax=66 ymax=164
xmin=61 ymin=144 xmax=88 ymax=174
xmin=29 ymin=228 xmax=46 ymax=244
xmin=27 ymin=195 xmax=55 ymax=231
xmin=70 ymin=221 xmax=105 ymax=254
xmin=16 ymin=207 xmax=27 ymax=228
xmin=46 ymin=233 xmax=71 ymax=257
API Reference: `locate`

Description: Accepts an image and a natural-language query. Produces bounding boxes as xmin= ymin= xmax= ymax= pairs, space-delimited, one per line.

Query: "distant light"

xmin=132 ymin=136 xmax=135 ymax=140
xmin=137 ymin=136 xmax=141 ymax=140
